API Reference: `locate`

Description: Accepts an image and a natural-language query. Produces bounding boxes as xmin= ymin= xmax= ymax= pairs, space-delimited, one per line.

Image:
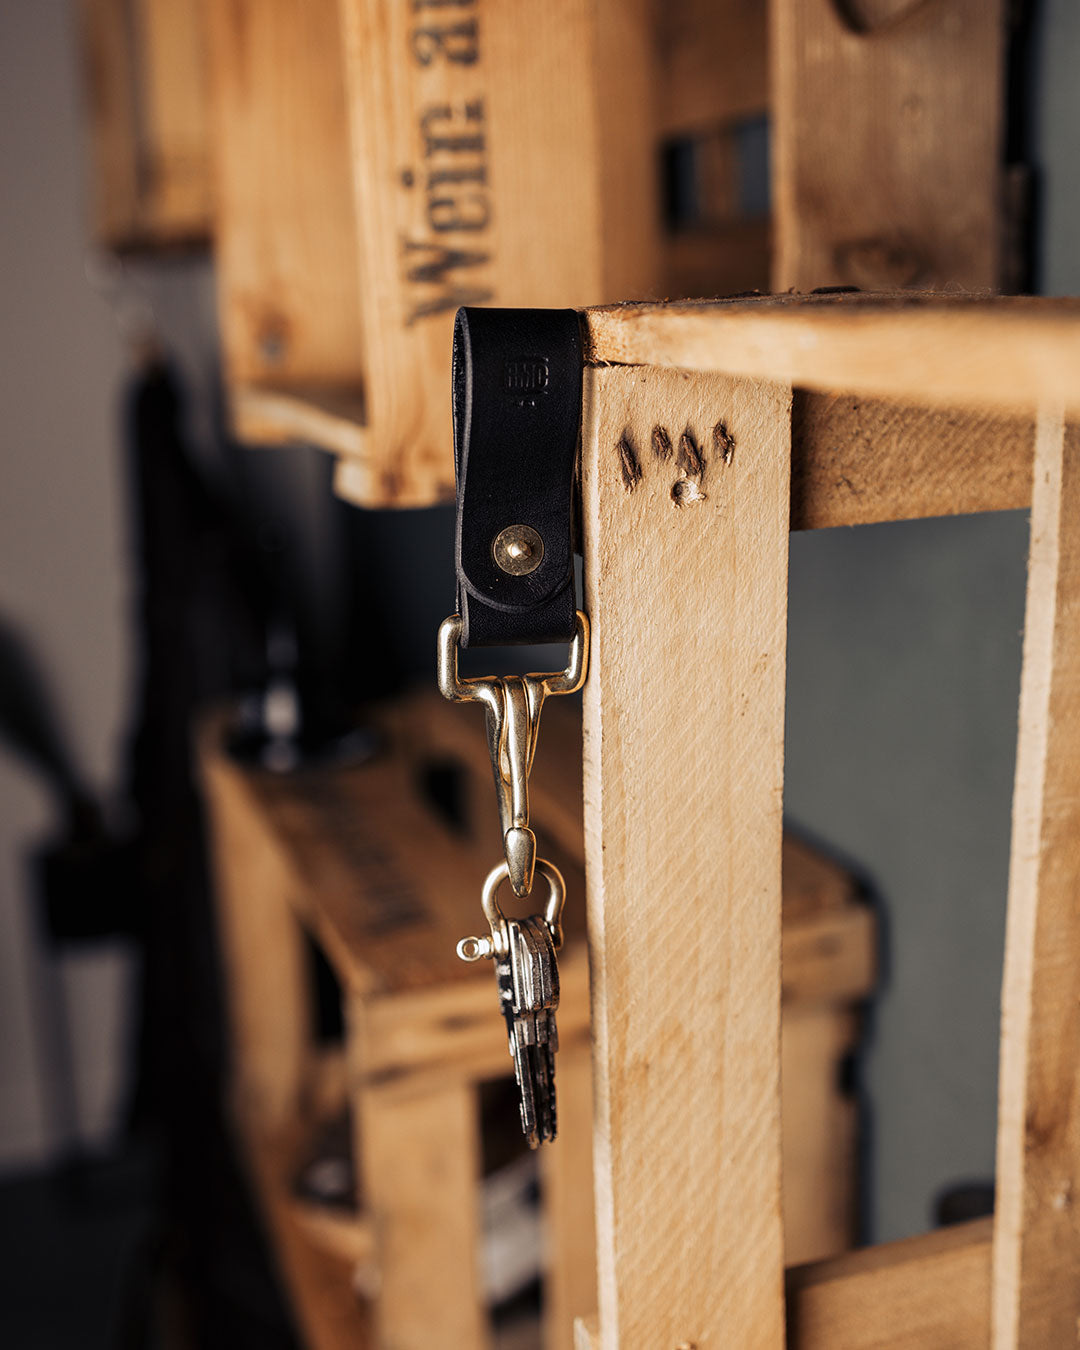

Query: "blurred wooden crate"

xmin=79 ymin=0 xmax=213 ymax=249
xmin=200 ymin=692 xmax=876 ymax=1349
xmin=204 ymin=1 xmax=774 ymax=508
xmin=203 ymin=0 xmax=1007 ymax=510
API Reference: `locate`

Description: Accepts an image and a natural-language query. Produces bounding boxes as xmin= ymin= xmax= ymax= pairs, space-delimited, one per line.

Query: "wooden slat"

xmin=585 ymin=297 xmax=1080 ymax=417
xmin=201 ymin=736 xmax=311 ymax=1132
xmin=136 ymin=0 xmax=213 ymax=238
xmin=581 ymin=364 xmax=791 ymax=1346
xmin=355 ymin=1069 xmax=489 ymax=1349
xmin=664 ymin=220 xmax=771 ymax=304
xmin=79 ymin=0 xmax=141 ymax=245
xmin=542 ymin=1031 xmax=598 ymax=1350
xmin=206 ymin=0 xmax=366 ymax=391
xmin=771 ymin=0 xmax=1004 ymax=292
xmin=359 ymin=943 xmax=590 ymax=1087
xmin=334 ymin=0 xmax=659 ymax=507
xmin=787 ymin=1218 xmax=992 ymax=1348
xmin=993 ymin=413 xmax=1080 ymax=1346
xmin=232 ymin=385 xmax=369 ymax=464
xmin=244 ymin=1125 xmax=374 ymax=1350
xmin=792 ymin=393 xmax=1033 ymax=529
xmin=655 ymin=0 xmax=767 ymax=137
xmin=781 ymin=1008 xmax=859 ymax=1266
xmin=79 ymin=0 xmax=213 ymax=248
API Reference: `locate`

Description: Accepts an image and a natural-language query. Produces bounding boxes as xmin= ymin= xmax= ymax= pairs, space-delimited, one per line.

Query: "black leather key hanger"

xmin=452 ymin=307 xmax=583 ymax=647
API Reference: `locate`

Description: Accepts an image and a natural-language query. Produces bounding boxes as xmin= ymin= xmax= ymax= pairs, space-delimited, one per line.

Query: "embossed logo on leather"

xmin=504 ymin=358 xmax=549 ymax=396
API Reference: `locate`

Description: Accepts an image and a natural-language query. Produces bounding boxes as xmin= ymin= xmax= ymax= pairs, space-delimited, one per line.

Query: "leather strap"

xmin=453 ymin=307 xmax=583 ymax=647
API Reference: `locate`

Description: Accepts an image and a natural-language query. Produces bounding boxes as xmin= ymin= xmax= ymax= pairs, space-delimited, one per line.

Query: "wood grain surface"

xmin=206 ymin=0 xmax=366 ymax=391
xmin=993 ymin=412 xmax=1080 ymax=1347
xmin=581 ymin=363 xmax=791 ymax=1347
xmin=585 ymin=296 xmax=1080 ymax=417
xmin=772 ymin=0 xmax=1004 ymax=292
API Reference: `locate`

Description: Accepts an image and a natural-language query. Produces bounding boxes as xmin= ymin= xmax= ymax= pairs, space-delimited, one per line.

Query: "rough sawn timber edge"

xmin=581 ymin=361 xmax=791 ymax=1347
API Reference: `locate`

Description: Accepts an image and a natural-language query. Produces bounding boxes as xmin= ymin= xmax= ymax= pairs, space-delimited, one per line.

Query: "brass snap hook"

xmin=436 ymin=610 xmax=589 ymax=897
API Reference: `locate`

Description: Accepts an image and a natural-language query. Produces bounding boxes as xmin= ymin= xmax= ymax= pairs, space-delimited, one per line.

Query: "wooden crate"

xmin=569 ymin=292 xmax=1080 ymax=1348
xmin=200 ymin=691 xmax=876 ymax=1349
xmin=78 ymin=0 xmax=213 ymax=249
xmin=205 ymin=1 xmax=778 ymax=508
xmin=204 ymin=0 xmax=1008 ymax=510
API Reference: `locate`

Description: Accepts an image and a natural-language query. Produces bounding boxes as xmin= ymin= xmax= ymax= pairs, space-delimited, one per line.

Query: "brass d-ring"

xmin=457 ymin=856 xmax=567 ymax=962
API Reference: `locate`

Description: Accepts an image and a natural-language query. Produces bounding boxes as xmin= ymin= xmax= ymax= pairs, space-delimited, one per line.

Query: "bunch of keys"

xmin=457 ymin=860 xmax=565 ymax=1146
xmin=437 ymin=610 xmax=588 ymax=1147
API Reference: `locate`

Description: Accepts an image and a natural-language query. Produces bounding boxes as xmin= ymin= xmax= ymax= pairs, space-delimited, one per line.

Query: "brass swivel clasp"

xmin=437 ymin=610 xmax=589 ymax=897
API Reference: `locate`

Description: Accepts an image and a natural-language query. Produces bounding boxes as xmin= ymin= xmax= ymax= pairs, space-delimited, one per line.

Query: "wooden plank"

xmin=792 ymin=393 xmax=1033 ymax=529
xmin=78 ymin=0 xmax=142 ymax=245
xmin=354 ymin=1068 xmax=489 ymax=1349
xmin=781 ymin=1008 xmax=859 ymax=1266
xmin=542 ymin=1029 xmax=597 ymax=1350
xmin=78 ymin=0 xmax=212 ymax=248
xmin=335 ymin=0 xmax=659 ymax=507
xmin=664 ymin=221 xmax=771 ymax=304
xmin=135 ymin=0 xmax=213 ymax=239
xmin=771 ymin=0 xmax=1004 ymax=292
xmin=232 ymin=384 xmax=369 ymax=464
xmin=359 ymin=943 xmax=591 ymax=1087
xmin=243 ymin=1123 xmax=374 ymax=1350
xmin=788 ymin=1218 xmax=992 ymax=1348
xmin=656 ymin=0 xmax=767 ymax=137
xmin=581 ymin=364 xmax=791 ymax=1346
xmin=993 ymin=413 xmax=1080 ymax=1347
xmin=206 ymin=0 xmax=365 ymax=390
xmin=781 ymin=907 xmax=874 ymax=1007
xmin=200 ymin=736 xmax=311 ymax=1132
xmin=585 ymin=297 xmax=1080 ymax=417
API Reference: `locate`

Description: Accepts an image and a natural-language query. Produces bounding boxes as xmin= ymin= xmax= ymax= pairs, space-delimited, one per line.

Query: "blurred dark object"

xmin=123 ymin=353 xmax=299 ymax=1348
xmin=0 ymin=611 xmax=136 ymax=941
xmin=935 ymin=1180 xmax=995 ymax=1227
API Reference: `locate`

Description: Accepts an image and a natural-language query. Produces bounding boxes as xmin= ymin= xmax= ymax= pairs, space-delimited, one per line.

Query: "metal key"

xmin=457 ymin=859 xmax=566 ymax=1146
xmin=496 ymin=915 xmax=561 ymax=1147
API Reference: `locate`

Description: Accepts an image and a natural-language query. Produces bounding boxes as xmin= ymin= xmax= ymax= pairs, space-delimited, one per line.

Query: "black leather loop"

xmin=453 ymin=307 xmax=583 ymax=647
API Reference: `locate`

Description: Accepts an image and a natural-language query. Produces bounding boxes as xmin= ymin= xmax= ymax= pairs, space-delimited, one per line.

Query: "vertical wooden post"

xmin=542 ymin=1028 xmax=598 ymax=1350
xmin=579 ymin=360 xmax=792 ymax=1347
xmin=771 ymin=0 xmax=1005 ymax=293
xmin=354 ymin=1057 xmax=490 ymax=1350
xmin=202 ymin=756 xmax=311 ymax=1134
xmin=993 ymin=411 xmax=1080 ymax=1347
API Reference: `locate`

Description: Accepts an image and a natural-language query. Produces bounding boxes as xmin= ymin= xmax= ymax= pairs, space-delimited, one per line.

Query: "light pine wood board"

xmin=135 ymin=0 xmax=213 ymax=238
xmin=79 ymin=0 xmax=213 ymax=247
xmin=206 ymin=0 xmax=366 ymax=390
xmin=352 ymin=1061 xmax=490 ymax=1350
xmin=993 ymin=414 xmax=1080 ymax=1347
xmin=79 ymin=0 xmax=141 ymax=245
xmin=541 ymin=1030 xmax=598 ymax=1350
xmin=772 ymin=0 xmax=1004 ymax=292
xmin=242 ymin=1119 xmax=374 ymax=1350
xmin=335 ymin=0 xmax=659 ymax=506
xmin=656 ymin=0 xmax=767 ymax=137
xmin=200 ymin=736 xmax=312 ymax=1134
xmin=585 ymin=296 xmax=1080 ymax=417
xmin=581 ymin=363 xmax=791 ymax=1347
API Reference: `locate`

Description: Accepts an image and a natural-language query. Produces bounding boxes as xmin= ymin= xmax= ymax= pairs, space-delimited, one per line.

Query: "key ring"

xmin=457 ymin=857 xmax=566 ymax=962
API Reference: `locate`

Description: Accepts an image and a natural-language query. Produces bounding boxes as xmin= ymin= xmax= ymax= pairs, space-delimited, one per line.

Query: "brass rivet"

xmin=493 ymin=524 xmax=544 ymax=575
